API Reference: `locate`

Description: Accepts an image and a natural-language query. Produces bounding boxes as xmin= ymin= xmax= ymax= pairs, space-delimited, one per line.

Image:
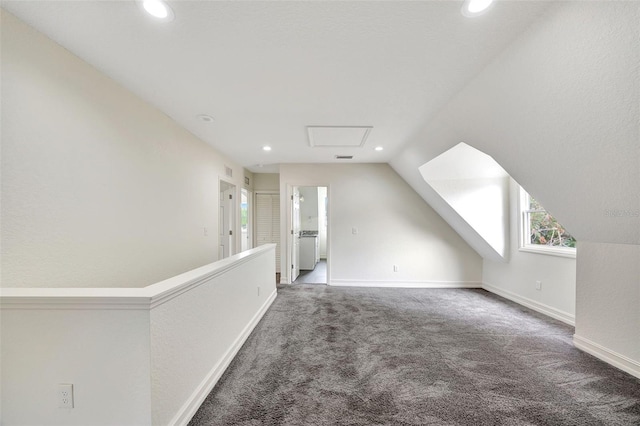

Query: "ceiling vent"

xmin=335 ymin=155 xmax=354 ymax=160
xmin=307 ymin=126 xmax=372 ymax=148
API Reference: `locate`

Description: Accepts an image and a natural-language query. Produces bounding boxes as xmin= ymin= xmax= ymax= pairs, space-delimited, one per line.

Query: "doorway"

xmin=291 ymin=186 xmax=328 ymax=284
xmin=219 ymin=180 xmax=236 ymax=259
xmin=240 ymin=188 xmax=252 ymax=252
xmin=290 ymin=187 xmax=301 ymax=282
xmin=255 ymin=192 xmax=281 ymax=276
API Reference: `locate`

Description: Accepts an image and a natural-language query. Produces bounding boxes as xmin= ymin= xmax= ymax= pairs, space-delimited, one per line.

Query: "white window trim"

xmin=518 ymin=187 xmax=576 ymax=259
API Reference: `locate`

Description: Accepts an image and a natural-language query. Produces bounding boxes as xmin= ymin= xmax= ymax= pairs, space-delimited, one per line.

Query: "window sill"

xmin=519 ymin=246 xmax=576 ymax=259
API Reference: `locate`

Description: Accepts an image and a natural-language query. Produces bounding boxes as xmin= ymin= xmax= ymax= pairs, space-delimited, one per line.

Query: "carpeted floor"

xmin=189 ymin=285 xmax=640 ymax=425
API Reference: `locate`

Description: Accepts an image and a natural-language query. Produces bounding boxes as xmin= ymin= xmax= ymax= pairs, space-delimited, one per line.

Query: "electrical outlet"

xmin=58 ymin=384 xmax=73 ymax=409
xmin=535 ymin=280 xmax=542 ymax=291
xmin=393 ymin=265 xmax=399 ymax=272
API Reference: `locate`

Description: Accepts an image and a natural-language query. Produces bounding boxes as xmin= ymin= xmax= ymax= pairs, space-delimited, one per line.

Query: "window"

xmin=519 ymin=187 xmax=576 ymax=258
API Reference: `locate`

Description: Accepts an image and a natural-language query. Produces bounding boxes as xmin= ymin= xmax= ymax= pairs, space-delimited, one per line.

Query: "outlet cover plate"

xmin=58 ymin=384 xmax=73 ymax=409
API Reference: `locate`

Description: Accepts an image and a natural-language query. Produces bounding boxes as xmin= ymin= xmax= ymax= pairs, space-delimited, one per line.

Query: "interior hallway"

xmin=294 ymin=260 xmax=327 ymax=285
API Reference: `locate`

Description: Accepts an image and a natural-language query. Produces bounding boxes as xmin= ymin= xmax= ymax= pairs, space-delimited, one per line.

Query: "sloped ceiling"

xmin=4 ymin=1 xmax=636 ymax=250
xmin=391 ymin=1 xmax=640 ymax=247
xmin=1 ymin=0 xmax=551 ymax=172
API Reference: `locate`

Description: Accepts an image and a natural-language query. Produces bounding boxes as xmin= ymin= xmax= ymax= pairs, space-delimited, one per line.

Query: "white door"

xmin=291 ymin=187 xmax=301 ymax=282
xmin=240 ymin=188 xmax=251 ymax=252
xmin=219 ymin=181 xmax=236 ymax=259
xmin=255 ymin=193 xmax=280 ymax=273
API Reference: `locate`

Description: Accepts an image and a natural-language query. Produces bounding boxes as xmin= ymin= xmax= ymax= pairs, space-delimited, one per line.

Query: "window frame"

xmin=518 ymin=187 xmax=576 ymax=259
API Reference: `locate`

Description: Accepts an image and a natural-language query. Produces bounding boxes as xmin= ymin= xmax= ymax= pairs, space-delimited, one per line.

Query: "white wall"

xmin=1 ymin=307 xmax=153 ymax=425
xmin=253 ymin=173 xmax=280 ymax=192
xmin=418 ymin=143 xmax=510 ymax=261
xmin=1 ymin=245 xmax=277 ymax=426
xmin=574 ymin=242 xmax=640 ymax=379
xmin=483 ymin=179 xmax=576 ymax=325
xmin=149 ymin=246 xmax=277 ymax=425
xmin=428 ymin=177 xmax=509 ymax=259
xmin=391 ymin=1 xmax=639 ymax=246
xmin=279 ymin=164 xmax=482 ymax=286
xmin=298 ymin=186 xmax=319 ymax=231
xmin=1 ymin=11 xmax=249 ymax=288
xmin=390 ymin=1 xmax=639 ymax=373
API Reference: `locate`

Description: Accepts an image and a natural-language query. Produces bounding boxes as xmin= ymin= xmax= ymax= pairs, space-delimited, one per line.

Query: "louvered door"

xmin=255 ymin=193 xmax=280 ymax=272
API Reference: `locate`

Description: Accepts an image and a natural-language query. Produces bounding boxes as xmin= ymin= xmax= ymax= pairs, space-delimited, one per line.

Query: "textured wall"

xmin=575 ymin=242 xmax=640 ymax=377
xmin=150 ymin=246 xmax=277 ymax=425
xmin=391 ymin=1 xmax=639 ymax=246
xmin=483 ymin=179 xmax=576 ymax=323
xmin=253 ymin=173 xmax=280 ymax=192
xmin=1 ymin=308 xmax=152 ymax=425
xmin=390 ymin=1 xmax=638 ymax=372
xmin=1 ymin=12 xmax=248 ymax=288
xmin=279 ymin=164 xmax=482 ymax=286
xmin=1 ymin=245 xmax=277 ymax=425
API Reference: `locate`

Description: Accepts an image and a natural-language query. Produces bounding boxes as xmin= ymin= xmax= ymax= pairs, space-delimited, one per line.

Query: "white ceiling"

xmin=419 ymin=142 xmax=508 ymax=181
xmin=2 ymin=0 xmax=551 ymax=173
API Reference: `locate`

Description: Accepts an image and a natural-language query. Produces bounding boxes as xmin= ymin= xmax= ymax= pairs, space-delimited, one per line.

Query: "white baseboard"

xmin=573 ymin=334 xmax=640 ymax=379
xmin=172 ymin=288 xmax=278 ymax=426
xmin=482 ymin=282 xmax=575 ymax=326
xmin=330 ymin=279 xmax=482 ymax=289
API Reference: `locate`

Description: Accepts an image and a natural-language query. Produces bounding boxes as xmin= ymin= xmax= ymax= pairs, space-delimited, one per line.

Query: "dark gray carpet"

xmin=189 ymin=285 xmax=640 ymax=425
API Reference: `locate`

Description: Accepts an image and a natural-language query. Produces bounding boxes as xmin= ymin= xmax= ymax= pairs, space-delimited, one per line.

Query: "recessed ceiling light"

xmin=197 ymin=114 xmax=214 ymax=123
xmin=263 ymin=146 xmax=272 ymax=152
xmin=375 ymin=146 xmax=384 ymax=151
xmin=140 ymin=0 xmax=174 ymax=22
xmin=461 ymin=0 xmax=494 ymax=17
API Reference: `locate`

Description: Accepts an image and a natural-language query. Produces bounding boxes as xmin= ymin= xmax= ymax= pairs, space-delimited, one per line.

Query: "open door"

xmin=292 ymin=186 xmax=328 ymax=284
xmin=291 ymin=187 xmax=301 ymax=282
xmin=219 ymin=180 xmax=236 ymax=259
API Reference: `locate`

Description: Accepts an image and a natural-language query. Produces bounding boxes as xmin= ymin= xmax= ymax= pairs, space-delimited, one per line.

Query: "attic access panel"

xmin=307 ymin=126 xmax=372 ymax=148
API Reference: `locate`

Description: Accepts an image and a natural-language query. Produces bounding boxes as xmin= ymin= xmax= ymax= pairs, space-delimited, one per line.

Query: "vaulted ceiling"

xmin=2 ymin=0 xmax=551 ymax=172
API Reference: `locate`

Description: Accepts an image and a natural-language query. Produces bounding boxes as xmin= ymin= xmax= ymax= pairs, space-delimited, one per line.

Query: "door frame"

xmin=290 ymin=187 xmax=301 ymax=283
xmin=240 ymin=187 xmax=253 ymax=252
xmin=284 ymin=183 xmax=331 ymax=285
xmin=218 ymin=178 xmax=237 ymax=259
xmin=254 ymin=190 xmax=280 ymax=273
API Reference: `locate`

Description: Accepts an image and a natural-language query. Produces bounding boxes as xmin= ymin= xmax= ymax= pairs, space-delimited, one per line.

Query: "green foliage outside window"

xmin=527 ymin=197 xmax=576 ymax=248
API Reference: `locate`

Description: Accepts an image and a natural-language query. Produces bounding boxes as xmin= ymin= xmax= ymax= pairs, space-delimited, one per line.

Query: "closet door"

xmin=255 ymin=193 xmax=280 ymax=272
